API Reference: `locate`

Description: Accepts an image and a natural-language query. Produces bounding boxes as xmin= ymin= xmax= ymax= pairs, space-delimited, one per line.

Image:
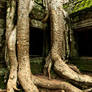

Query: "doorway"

xmin=74 ymin=29 xmax=92 ymax=57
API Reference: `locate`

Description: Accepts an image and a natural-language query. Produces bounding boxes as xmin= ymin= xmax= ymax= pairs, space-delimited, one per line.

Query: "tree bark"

xmin=6 ymin=0 xmax=18 ymax=92
xmin=44 ymin=0 xmax=92 ymax=86
xmin=5 ymin=0 xmax=16 ymax=69
xmin=44 ymin=0 xmax=66 ymax=79
xmin=32 ymin=75 xmax=83 ymax=92
xmin=7 ymin=27 xmax=18 ymax=92
xmin=17 ymin=0 xmax=39 ymax=92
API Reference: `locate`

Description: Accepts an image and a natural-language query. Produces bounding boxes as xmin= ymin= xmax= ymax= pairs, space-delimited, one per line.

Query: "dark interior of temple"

xmin=29 ymin=27 xmax=43 ymax=57
xmin=74 ymin=29 xmax=92 ymax=57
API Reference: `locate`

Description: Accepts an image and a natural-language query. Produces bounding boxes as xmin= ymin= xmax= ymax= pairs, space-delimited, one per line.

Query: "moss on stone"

xmin=72 ymin=0 xmax=92 ymax=13
xmin=30 ymin=1 xmax=45 ymax=20
xmin=0 ymin=68 xmax=7 ymax=89
xmin=34 ymin=0 xmax=43 ymax=5
xmin=30 ymin=57 xmax=44 ymax=74
xmin=30 ymin=57 xmax=57 ymax=78
xmin=0 ymin=75 xmax=6 ymax=89
xmin=69 ymin=58 xmax=92 ymax=72
xmin=64 ymin=0 xmax=92 ymax=14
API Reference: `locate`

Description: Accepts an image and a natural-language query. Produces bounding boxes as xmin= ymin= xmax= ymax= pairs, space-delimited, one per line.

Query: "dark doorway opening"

xmin=74 ymin=29 xmax=92 ymax=57
xmin=29 ymin=27 xmax=43 ymax=57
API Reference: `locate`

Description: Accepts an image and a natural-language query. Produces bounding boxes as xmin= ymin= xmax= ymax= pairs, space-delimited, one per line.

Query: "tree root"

xmin=6 ymin=0 xmax=18 ymax=91
xmin=43 ymin=0 xmax=92 ymax=87
xmin=32 ymin=75 xmax=83 ymax=92
xmin=44 ymin=54 xmax=92 ymax=86
xmin=18 ymin=62 xmax=39 ymax=92
xmin=54 ymin=57 xmax=92 ymax=85
xmin=43 ymin=53 xmax=52 ymax=79
xmin=7 ymin=27 xmax=19 ymax=92
xmin=68 ymin=64 xmax=81 ymax=74
xmin=5 ymin=0 xmax=16 ymax=69
xmin=84 ymin=88 xmax=92 ymax=92
xmin=0 ymin=89 xmax=6 ymax=92
xmin=3 ymin=74 xmax=92 ymax=92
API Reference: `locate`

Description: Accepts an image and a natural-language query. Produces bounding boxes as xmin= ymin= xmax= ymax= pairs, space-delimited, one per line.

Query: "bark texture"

xmin=17 ymin=0 xmax=39 ymax=92
xmin=44 ymin=0 xmax=92 ymax=86
xmin=54 ymin=59 xmax=92 ymax=85
xmin=6 ymin=0 xmax=18 ymax=92
xmin=5 ymin=0 xmax=16 ymax=69
xmin=32 ymin=75 xmax=82 ymax=92
xmin=7 ymin=27 xmax=18 ymax=92
xmin=44 ymin=0 xmax=67 ymax=79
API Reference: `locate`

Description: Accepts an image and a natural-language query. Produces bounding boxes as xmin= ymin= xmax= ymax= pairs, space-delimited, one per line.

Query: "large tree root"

xmin=18 ymin=61 xmax=39 ymax=92
xmin=0 ymin=89 xmax=6 ymax=92
xmin=5 ymin=0 xmax=16 ymax=69
xmin=43 ymin=0 xmax=92 ymax=87
xmin=32 ymin=75 xmax=83 ymax=92
xmin=6 ymin=1 xmax=18 ymax=91
xmin=7 ymin=27 xmax=19 ymax=92
xmin=2 ymin=74 xmax=92 ymax=92
xmin=54 ymin=57 xmax=92 ymax=85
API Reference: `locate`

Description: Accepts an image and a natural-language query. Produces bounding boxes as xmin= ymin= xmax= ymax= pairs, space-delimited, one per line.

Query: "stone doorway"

xmin=74 ymin=28 xmax=92 ymax=57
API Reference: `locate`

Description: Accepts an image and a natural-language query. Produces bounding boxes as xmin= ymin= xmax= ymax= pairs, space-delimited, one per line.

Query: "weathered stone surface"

xmin=72 ymin=18 xmax=92 ymax=29
xmin=30 ymin=19 xmax=47 ymax=29
xmin=30 ymin=2 xmax=45 ymax=20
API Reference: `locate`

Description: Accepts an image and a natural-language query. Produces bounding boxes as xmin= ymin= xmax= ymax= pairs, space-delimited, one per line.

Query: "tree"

xmin=5 ymin=0 xmax=92 ymax=92
xmin=17 ymin=0 xmax=38 ymax=91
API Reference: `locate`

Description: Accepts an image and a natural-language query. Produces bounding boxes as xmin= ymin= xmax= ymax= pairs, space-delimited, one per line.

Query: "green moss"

xmin=30 ymin=1 xmax=45 ymax=20
xmin=34 ymin=0 xmax=43 ymax=5
xmin=72 ymin=0 xmax=92 ymax=13
xmin=0 ymin=75 xmax=6 ymax=89
xmin=30 ymin=57 xmax=44 ymax=74
xmin=69 ymin=58 xmax=92 ymax=72
xmin=31 ymin=62 xmax=44 ymax=74
xmin=30 ymin=57 xmax=57 ymax=78
xmin=0 ymin=68 xmax=8 ymax=89
xmin=64 ymin=0 xmax=92 ymax=14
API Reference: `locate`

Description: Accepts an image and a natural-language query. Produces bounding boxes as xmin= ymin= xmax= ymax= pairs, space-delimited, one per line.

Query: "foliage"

xmin=72 ymin=0 xmax=92 ymax=13
xmin=64 ymin=0 xmax=92 ymax=14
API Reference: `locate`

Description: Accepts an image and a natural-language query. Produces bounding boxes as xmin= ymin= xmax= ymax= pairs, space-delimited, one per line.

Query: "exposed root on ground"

xmin=2 ymin=74 xmax=92 ymax=92
xmin=84 ymin=88 xmax=92 ymax=92
xmin=18 ymin=62 xmax=39 ymax=92
xmin=32 ymin=75 xmax=83 ymax=92
xmin=44 ymin=53 xmax=92 ymax=86
xmin=54 ymin=57 xmax=92 ymax=85
xmin=43 ymin=0 xmax=92 ymax=87
xmin=0 ymin=89 xmax=6 ymax=92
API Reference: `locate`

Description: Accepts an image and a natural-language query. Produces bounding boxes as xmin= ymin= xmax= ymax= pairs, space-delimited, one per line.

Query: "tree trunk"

xmin=44 ymin=0 xmax=92 ymax=86
xmin=5 ymin=0 xmax=16 ymax=69
xmin=17 ymin=0 xmax=39 ymax=92
xmin=6 ymin=0 xmax=18 ymax=92
xmin=44 ymin=0 xmax=67 ymax=79
xmin=7 ymin=27 xmax=18 ymax=92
